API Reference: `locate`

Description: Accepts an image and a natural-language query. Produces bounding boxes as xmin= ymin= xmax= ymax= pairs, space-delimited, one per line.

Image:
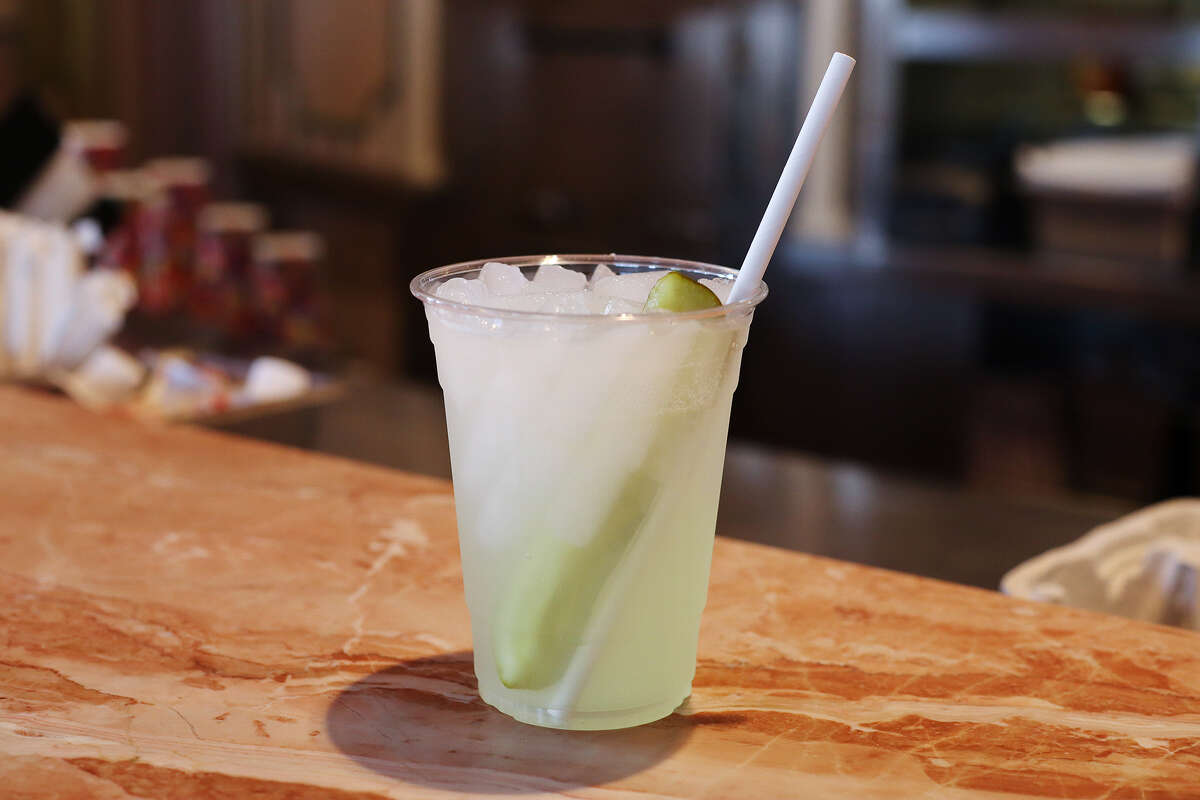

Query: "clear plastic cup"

xmin=411 ymin=255 xmax=766 ymax=730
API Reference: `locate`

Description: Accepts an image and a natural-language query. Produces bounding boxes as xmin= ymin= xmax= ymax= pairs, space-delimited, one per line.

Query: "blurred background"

xmin=3 ymin=0 xmax=1200 ymax=561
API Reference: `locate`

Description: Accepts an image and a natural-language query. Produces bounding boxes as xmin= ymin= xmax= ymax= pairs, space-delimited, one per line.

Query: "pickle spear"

xmin=491 ymin=272 xmax=723 ymax=690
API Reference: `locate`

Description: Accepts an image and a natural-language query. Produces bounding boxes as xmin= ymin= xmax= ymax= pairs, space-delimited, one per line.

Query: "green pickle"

xmin=493 ymin=473 xmax=660 ymax=689
xmin=491 ymin=271 xmax=724 ymax=690
xmin=642 ymin=271 xmax=722 ymax=313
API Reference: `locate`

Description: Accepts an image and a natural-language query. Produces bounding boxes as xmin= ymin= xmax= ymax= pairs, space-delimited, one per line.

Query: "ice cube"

xmin=589 ymin=263 xmax=617 ymax=284
xmin=539 ymin=290 xmax=599 ymax=314
xmin=490 ymin=291 xmax=551 ymax=312
xmin=436 ymin=277 xmax=472 ymax=302
xmin=479 ymin=261 xmax=529 ymax=296
xmin=602 ymin=297 xmax=643 ymax=315
xmin=436 ymin=276 xmax=490 ymax=305
xmin=531 ymin=263 xmax=587 ymax=292
xmin=699 ymin=277 xmax=733 ymax=303
xmin=591 ymin=270 xmax=668 ymax=305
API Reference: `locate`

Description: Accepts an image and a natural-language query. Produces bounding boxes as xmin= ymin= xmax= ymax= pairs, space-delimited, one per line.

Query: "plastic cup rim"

xmin=409 ymin=254 xmax=768 ymax=324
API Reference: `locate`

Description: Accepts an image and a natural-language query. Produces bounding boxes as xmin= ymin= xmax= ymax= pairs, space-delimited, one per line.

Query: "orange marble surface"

xmin=2 ymin=386 xmax=1199 ymax=799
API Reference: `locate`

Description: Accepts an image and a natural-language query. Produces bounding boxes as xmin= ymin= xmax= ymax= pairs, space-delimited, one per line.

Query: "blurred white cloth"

xmin=1002 ymin=499 xmax=1200 ymax=630
xmin=15 ymin=130 xmax=100 ymax=222
xmin=0 ymin=212 xmax=136 ymax=380
xmin=50 ymin=345 xmax=145 ymax=411
xmin=52 ymin=269 xmax=137 ymax=370
xmin=242 ymin=357 xmax=312 ymax=404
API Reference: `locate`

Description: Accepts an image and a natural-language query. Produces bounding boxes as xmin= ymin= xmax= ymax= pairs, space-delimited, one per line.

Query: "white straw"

xmin=726 ymin=52 xmax=855 ymax=305
xmin=548 ymin=53 xmax=855 ymax=724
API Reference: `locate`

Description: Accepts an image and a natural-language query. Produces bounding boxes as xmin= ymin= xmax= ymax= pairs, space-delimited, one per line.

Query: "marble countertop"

xmin=3 ymin=387 xmax=1199 ymax=798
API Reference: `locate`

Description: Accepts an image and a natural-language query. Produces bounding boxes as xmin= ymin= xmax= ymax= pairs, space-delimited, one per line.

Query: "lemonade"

xmin=411 ymin=255 xmax=765 ymax=730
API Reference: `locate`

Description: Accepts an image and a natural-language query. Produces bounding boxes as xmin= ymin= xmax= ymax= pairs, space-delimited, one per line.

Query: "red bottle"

xmin=191 ymin=202 xmax=269 ymax=345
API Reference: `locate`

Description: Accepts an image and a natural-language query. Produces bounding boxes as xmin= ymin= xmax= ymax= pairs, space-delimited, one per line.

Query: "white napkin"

xmin=51 ymin=269 xmax=136 ymax=370
xmin=0 ymin=212 xmax=135 ymax=379
xmin=15 ymin=131 xmax=100 ymax=223
xmin=38 ymin=227 xmax=84 ymax=367
xmin=50 ymin=344 xmax=145 ymax=411
xmin=4 ymin=223 xmax=42 ymax=376
xmin=242 ymin=357 xmax=312 ymax=404
xmin=1003 ymin=499 xmax=1200 ymax=630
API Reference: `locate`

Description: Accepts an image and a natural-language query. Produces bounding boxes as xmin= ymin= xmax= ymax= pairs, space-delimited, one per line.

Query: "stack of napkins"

xmin=0 ymin=211 xmax=137 ymax=389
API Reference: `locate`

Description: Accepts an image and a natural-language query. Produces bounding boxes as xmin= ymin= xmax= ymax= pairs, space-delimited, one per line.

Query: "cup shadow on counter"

xmin=325 ymin=651 xmax=741 ymax=794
